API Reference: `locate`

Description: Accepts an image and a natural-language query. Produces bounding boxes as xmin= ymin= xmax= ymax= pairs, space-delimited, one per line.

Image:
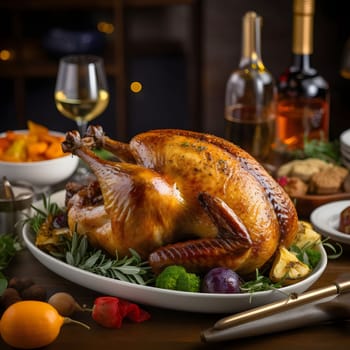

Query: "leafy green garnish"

xmin=27 ymin=195 xmax=63 ymax=233
xmin=53 ymin=232 xmax=154 ymax=285
xmin=289 ymin=244 xmax=321 ymax=269
xmin=28 ymin=195 xmax=154 ymax=286
xmin=0 ymin=272 xmax=8 ymax=296
xmin=240 ymin=269 xmax=284 ymax=294
xmin=293 ymin=137 xmax=341 ymax=163
xmin=0 ymin=234 xmax=22 ymax=271
xmin=240 ymin=238 xmax=339 ymax=296
xmin=0 ymin=233 xmax=22 ymax=296
xmin=93 ymin=148 xmax=115 ymax=160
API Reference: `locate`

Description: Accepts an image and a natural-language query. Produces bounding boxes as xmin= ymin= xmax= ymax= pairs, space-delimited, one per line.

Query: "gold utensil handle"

xmin=214 ymin=280 xmax=350 ymax=330
xmin=201 ymin=291 xmax=350 ymax=343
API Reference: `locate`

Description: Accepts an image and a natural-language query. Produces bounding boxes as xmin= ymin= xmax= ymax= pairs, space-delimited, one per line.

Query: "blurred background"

xmin=0 ymin=0 xmax=349 ymax=141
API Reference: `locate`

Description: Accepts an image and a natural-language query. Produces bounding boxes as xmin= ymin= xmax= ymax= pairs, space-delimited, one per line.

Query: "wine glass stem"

xmin=74 ymin=119 xmax=90 ymax=183
xmin=76 ymin=120 xmax=88 ymax=136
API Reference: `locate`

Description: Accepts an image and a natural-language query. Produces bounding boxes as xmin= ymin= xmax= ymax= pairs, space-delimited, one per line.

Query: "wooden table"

xmin=1 ymin=245 xmax=350 ymax=350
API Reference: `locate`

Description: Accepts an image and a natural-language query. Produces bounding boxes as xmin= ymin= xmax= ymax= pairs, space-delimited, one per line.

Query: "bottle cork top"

xmin=242 ymin=11 xmax=262 ymax=59
xmin=294 ymin=0 xmax=314 ymax=16
xmin=292 ymin=0 xmax=314 ymax=54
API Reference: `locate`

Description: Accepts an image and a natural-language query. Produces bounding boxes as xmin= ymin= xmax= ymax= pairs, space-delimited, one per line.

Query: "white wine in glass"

xmin=55 ymin=55 xmax=109 ymax=137
xmin=54 ymin=55 xmax=109 ymax=181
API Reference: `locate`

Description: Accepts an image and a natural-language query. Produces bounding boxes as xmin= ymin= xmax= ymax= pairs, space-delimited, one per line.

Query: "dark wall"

xmin=1 ymin=0 xmax=350 ymax=141
xmin=203 ymin=0 xmax=350 ymax=140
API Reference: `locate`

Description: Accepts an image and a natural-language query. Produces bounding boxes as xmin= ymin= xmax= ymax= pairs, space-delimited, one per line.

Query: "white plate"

xmin=342 ymin=156 xmax=350 ymax=170
xmin=23 ymin=190 xmax=327 ymax=314
xmin=340 ymin=129 xmax=350 ymax=150
xmin=341 ymin=145 xmax=350 ymax=161
xmin=311 ymin=200 xmax=350 ymax=245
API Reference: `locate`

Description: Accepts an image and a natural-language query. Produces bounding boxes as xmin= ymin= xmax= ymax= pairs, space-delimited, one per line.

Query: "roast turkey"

xmin=62 ymin=127 xmax=298 ymax=275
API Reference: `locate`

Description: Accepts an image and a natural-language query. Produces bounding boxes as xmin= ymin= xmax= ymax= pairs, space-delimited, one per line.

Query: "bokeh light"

xmin=0 ymin=49 xmax=14 ymax=61
xmin=97 ymin=21 xmax=114 ymax=34
xmin=130 ymin=81 xmax=143 ymax=93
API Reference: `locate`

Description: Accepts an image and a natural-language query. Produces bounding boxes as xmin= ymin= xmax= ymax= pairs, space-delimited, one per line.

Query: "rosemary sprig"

xmin=240 ymin=269 xmax=284 ymax=294
xmin=52 ymin=232 xmax=155 ymax=286
xmin=27 ymin=195 xmax=154 ymax=286
xmin=26 ymin=195 xmax=64 ymax=233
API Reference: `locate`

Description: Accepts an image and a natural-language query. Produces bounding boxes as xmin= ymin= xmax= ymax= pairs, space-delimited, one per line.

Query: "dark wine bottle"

xmin=276 ymin=0 xmax=330 ymax=152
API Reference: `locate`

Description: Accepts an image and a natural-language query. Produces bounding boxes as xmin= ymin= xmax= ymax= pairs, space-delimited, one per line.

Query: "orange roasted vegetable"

xmin=27 ymin=119 xmax=48 ymax=134
xmin=0 ymin=138 xmax=10 ymax=151
xmin=0 ymin=300 xmax=89 ymax=349
xmin=0 ymin=121 xmax=68 ymax=162
xmin=2 ymin=138 xmax=27 ymax=162
xmin=27 ymin=141 xmax=48 ymax=161
xmin=45 ymin=142 xmax=65 ymax=159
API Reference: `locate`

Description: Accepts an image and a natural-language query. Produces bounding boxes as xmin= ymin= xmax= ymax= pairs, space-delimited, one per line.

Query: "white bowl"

xmin=0 ymin=130 xmax=78 ymax=187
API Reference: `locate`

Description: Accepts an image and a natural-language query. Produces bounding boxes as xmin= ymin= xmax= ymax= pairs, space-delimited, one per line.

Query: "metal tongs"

xmin=201 ymin=279 xmax=350 ymax=343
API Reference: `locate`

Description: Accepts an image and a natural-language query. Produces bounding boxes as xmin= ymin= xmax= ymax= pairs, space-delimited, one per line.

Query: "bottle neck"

xmin=292 ymin=0 xmax=314 ymax=55
xmin=290 ymin=0 xmax=316 ymax=73
xmin=239 ymin=11 xmax=264 ymax=69
xmin=291 ymin=54 xmax=314 ymax=72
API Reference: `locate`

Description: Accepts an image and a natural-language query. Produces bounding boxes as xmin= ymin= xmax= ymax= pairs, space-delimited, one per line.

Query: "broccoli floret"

xmin=176 ymin=271 xmax=200 ymax=292
xmin=155 ymin=265 xmax=200 ymax=292
xmin=155 ymin=265 xmax=185 ymax=290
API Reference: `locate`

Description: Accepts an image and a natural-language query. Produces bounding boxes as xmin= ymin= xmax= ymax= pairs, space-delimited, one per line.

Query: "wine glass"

xmin=55 ymin=54 xmax=109 ymax=137
xmin=54 ymin=54 xmax=109 ymax=182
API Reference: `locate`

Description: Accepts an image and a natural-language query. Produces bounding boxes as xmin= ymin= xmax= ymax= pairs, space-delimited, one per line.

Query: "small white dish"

xmin=340 ymin=129 xmax=350 ymax=150
xmin=341 ymin=144 xmax=350 ymax=161
xmin=310 ymin=200 xmax=350 ymax=245
xmin=23 ymin=191 xmax=328 ymax=314
xmin=341 ymin=156 xmax=350 ymax=170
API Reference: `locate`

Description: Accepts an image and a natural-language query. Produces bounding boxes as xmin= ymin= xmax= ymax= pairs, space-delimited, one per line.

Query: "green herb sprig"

xmin=0 ymin=234 xmax=22 ymax=295
xmin=27 ymin=195 xmax=63 ymax=233
xmin=240 ymin=269 xmax=284 ymax=294
xmin=239 ymin=238 xmax=340 ymax=296
xmin=28 ymin=195 xmax=154 ymax=286
xmin=293 ymin=137 xmax=341 ymax=164
xmin=0 ymin=234 xmax=22 ymax=271
xmin=53 ymin=232 xmax=154 ymax=285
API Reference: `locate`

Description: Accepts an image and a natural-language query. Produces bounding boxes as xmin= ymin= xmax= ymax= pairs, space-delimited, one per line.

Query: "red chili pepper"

xmin=92 ymin=296 xmax=150 ymax=328
xmin=118 ymin=299 xmax=151 ymax=323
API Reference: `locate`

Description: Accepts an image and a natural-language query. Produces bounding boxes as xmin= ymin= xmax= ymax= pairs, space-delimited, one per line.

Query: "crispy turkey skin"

xmin=62 ymin=127 xmax=298 ymax=276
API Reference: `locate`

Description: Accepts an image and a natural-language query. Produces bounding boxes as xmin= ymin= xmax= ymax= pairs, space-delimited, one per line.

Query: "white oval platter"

xmin=23 ymin=190 xmax=327 ymax=314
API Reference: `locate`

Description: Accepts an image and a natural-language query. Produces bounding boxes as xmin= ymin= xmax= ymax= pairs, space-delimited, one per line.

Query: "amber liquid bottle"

xmin=224 ymin=11 xmax=276 ymax=163
xmin=276 ymin=0 xmax=330 ymax=152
